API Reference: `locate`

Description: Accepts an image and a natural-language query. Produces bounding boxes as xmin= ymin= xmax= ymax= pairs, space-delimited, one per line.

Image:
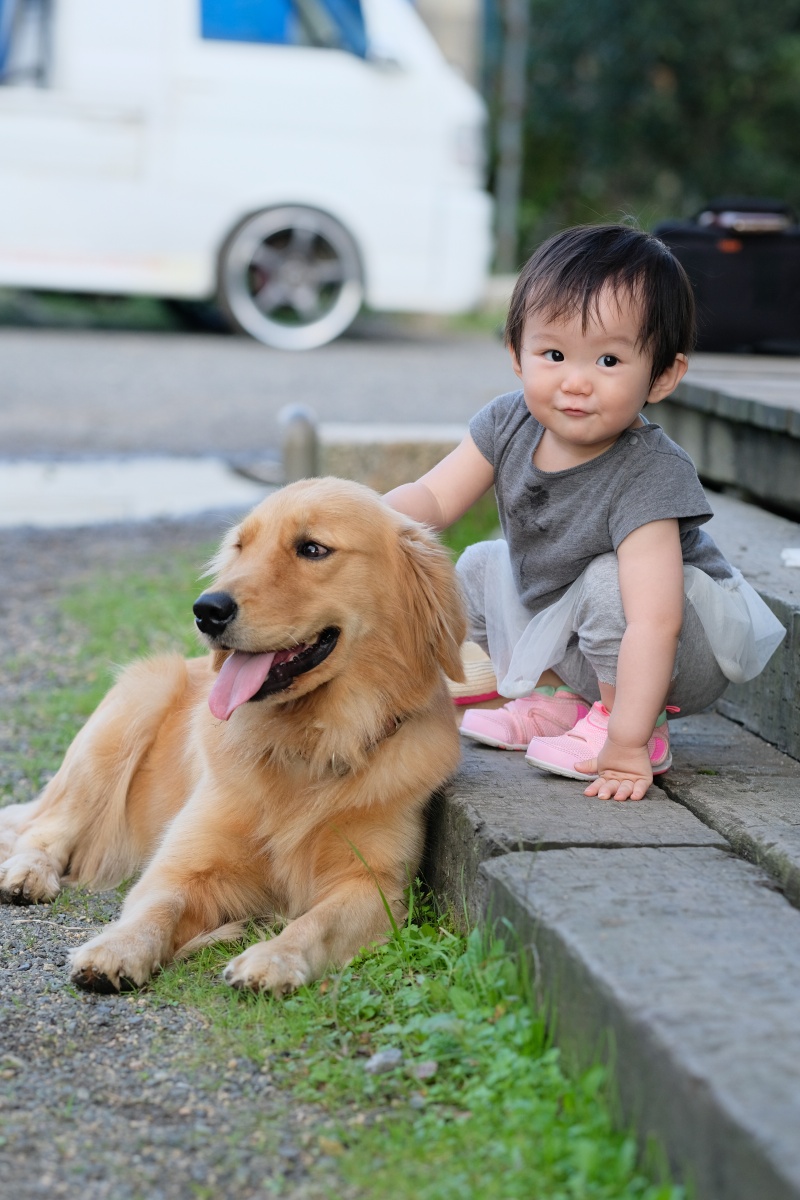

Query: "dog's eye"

xmin=297 ymin=541 xmax=332 ymax=560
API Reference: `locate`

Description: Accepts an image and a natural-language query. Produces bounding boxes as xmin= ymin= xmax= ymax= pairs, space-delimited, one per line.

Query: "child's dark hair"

xmin=505 ymin=224 xmax=696 ymax=389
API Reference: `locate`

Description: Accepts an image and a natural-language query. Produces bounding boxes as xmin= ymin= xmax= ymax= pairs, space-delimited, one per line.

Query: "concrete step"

xmin=482 ymin=845 xmax=800 ymax=1200
xmin=425 ymin=737 xmax=729 ymax=915
xmin=704 ymin=490 xmax=800 ymax=760
xmin=664 ymin=711 xmax=800 ymax=908
xmin=426 ymin=720 xmax=800 ymax=1200
xmin=660 ymin=353 xmax=800 ymax=515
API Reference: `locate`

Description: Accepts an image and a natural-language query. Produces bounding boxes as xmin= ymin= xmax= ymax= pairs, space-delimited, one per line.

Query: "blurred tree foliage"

xmin=484 ymin=0 xmax=800 ymax=260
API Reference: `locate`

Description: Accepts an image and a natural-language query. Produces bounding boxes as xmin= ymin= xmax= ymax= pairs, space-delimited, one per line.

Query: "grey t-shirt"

xmin=470 ymin=390 xmax=733 ymax=614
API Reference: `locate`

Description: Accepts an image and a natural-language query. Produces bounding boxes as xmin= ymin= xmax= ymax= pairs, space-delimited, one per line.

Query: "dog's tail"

xmin=174 ymin=920 xmax=251 ymax=959
xmin=42 ymin=655 xmax=192 ymax=890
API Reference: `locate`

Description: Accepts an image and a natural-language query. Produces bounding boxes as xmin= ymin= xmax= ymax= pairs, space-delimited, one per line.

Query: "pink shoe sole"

xmin=459 ymin=727 xmax=527 ymax=751
xmin=460 ymin=691 xmax=591 ymax=752
xmin=524 ymin=750 xmax=673 ymax=781
xmin=524 ymin=702 xmax=674 ymax=780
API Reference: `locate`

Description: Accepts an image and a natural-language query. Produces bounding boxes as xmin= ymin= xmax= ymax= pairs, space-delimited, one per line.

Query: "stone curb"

xmin=704 ymin=491 xmax=800 ymax=761
xmin=425 ymin=721 xmax=800 ymax=1200
xmin=661 ymin=360 xmax=800 ymax=514
xmin=319 ymin=422 xmax=465 ymax=494
xmin=661 ymin=711 xmax=800 ymax=909
xmin=480 ymin=846 xmax=800 ymax=1200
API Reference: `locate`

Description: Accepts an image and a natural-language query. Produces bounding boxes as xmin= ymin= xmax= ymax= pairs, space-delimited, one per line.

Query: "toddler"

xmin=385 ymin=224 xmax=784 ymax=801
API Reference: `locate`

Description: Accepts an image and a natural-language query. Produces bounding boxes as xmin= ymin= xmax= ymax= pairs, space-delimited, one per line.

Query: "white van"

xmin=0 ymin=0 xmax=492 ymax=348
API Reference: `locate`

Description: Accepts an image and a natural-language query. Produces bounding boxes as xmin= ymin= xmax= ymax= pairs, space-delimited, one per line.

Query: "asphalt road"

xmin=0 ymin=320 xmax=516 ymax=459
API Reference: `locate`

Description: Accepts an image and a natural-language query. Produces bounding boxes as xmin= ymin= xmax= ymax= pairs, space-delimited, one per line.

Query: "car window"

xmin=200 ymin=0 xmax=367 ymax=57
xmin=0 ymin=0 xmax=49 ymax=86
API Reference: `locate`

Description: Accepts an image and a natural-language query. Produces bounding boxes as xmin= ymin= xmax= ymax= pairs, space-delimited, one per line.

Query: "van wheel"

xmin=218 ymin=206 xmax=363 ymax=350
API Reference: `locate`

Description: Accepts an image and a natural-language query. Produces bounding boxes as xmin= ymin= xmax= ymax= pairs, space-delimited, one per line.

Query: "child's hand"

xmin=575 ymin=738 xmax=654 ymax=802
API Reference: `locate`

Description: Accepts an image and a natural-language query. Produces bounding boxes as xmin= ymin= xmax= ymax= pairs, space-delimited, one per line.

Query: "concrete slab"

xmin=0 ymin=457 xmax=270 ymax=528
xmin=425 ymin=742 xmax=728 ymax=914
xmin=706 ymin=490 xmax=800 ymax=597
xmin=704 ymin=492 xmax=800 ymax=759
xmin=661 ymin=711 xmax=800 ymax=907
xmin=661 ymin=354 xmax=800 ymax=514
xmin=481 ymin=846 xmax=800 ymax=1200
xmin=318 ymin=421 xmax=466 ymax=493
xmin=683 ymin=352 xmax=800 ymax=415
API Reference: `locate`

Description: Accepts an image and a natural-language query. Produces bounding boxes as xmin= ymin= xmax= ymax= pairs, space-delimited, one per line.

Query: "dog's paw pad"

xmin=71 ymin=966 xmax=122 ymax=994
xmin=223 ymin=945 xmax=311 ymax=997
xmin=0 ymin=852 xmax=61 ymax=905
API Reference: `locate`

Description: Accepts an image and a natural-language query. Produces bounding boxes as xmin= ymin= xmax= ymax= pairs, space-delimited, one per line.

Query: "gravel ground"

xmin=0 ymin=516 xmax=353 ymax=1200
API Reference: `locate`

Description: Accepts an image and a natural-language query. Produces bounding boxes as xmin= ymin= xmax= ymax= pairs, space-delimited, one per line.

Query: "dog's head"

xmin=194 ymin=477 xmax=466 ymax=722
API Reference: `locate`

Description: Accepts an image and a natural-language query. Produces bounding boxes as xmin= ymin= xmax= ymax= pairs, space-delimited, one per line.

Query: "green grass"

xmin=440 ymin=491 xmax=501 ymax=558
xmin=145 ymin=902 xmax=680 ymax=1199
xmin=1 ymin=543 xmax=214 ymax=803
xmin=3 ymin=536 xmax=684 ymax=1198
xmin=0 ymin=287 xmax=189 ymax=332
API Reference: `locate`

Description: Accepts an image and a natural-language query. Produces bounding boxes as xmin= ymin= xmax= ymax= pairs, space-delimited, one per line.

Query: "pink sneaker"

xmin=524 ymin=702 xmax=678 ymax=779
xmin=460 ymin=688 xmax=590 ymax=751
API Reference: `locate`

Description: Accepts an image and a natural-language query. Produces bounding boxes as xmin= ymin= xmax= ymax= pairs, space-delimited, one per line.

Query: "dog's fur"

xmin=0 ymin=478 xmax=465 ymax=995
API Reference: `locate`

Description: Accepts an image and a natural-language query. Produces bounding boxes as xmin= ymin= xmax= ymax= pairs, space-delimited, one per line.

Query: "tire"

xmin=218 ymin=206 xmax=364 ymax=350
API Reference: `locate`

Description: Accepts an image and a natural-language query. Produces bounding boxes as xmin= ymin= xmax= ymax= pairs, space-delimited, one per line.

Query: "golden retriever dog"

xmin=0 ymin=478 xmax=465 ymax=996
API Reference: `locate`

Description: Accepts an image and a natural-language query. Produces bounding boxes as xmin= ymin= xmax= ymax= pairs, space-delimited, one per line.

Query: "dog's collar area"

xmin=328 ymin=714 xmax=406 ymax=777
xmin=374 ymin=714 xmax=404 ymax=745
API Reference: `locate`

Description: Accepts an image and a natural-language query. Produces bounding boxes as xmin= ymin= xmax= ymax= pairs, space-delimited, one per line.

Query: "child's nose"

xmin=560 ymin=368 xmax=592 ymax=395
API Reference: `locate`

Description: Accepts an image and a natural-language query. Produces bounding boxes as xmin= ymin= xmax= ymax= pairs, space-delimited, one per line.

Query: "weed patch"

xmin=440 ymin=492 xmax=500 ymax=558
xmin=145 ymin=902 xmax=683 ymax=1200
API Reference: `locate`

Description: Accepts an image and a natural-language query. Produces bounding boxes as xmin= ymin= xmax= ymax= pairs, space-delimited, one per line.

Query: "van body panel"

xmin=0 ymin=0 xmax=492 ymax=333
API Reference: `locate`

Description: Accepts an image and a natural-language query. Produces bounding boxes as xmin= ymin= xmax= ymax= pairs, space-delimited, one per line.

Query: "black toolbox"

xmin=653 ymin=198 xmax=800 ymax=353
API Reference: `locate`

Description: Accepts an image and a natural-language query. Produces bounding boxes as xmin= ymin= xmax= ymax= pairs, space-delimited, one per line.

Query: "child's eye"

xmin=543 ymin=349 xmax=565 ymax=362
xmin=598 ymin=354 xmax=619 ymax=367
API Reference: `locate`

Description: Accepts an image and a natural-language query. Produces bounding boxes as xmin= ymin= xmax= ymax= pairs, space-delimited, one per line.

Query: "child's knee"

xmin=455 ymin=541 xmax=496 ymax=641
xmin=456 ymin=540 xmax=495 ymax=581
xmin=575 ymin=553 xmax=624 ymax=630
xmin=456 ymin=541 xmax=495 ymax=607
xmin=581 ymin=552 xmax=620 ymax=591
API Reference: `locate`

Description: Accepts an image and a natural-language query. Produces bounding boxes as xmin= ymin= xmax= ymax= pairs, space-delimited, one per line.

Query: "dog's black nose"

xmin=193 ymin=591 xmax=238 ymax=636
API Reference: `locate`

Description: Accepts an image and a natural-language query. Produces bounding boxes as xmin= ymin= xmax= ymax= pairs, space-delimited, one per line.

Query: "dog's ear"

xmin=396 ymin=523 xmax=466 ymax=683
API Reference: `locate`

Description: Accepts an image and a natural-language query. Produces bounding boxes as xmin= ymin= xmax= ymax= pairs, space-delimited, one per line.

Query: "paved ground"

xmin=7 ymin=325 xmax=789 ymax=460
xmin=0 ymin=321 xmax=515 ymax=459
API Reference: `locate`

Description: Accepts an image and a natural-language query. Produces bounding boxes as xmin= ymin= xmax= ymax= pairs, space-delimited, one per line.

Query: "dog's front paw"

xmin=70 ymin=929 xmax=162 ymax=994
xmin=0 ymin=850 xmax=61 ymax=905
xmin=0 ymin=831 xmax=19 ymax=867
xmin=0 ymin=802 xmax=28 ymax=834
xmin=223 ymin=940 xmax=312 ymax=997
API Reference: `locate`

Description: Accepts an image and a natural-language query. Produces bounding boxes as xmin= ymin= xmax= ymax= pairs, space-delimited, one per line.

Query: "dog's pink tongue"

xmin=209 ymin=650 xmax=276 ymax=721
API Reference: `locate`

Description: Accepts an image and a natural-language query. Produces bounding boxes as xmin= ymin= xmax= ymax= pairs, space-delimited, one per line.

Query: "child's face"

xmin=510 ymin=286 xmax=687 ymax=465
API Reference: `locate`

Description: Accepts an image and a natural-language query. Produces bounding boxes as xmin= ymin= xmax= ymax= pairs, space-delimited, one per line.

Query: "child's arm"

xmin=577 ymin=519 xmax=685 ymax=801
xmin=383 ymin=434 xmax=495 ymax=530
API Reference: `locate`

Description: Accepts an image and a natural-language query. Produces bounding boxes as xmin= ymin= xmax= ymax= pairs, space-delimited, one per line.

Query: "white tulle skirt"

xmin=480 ymin=540 xmax=786 ymax=699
